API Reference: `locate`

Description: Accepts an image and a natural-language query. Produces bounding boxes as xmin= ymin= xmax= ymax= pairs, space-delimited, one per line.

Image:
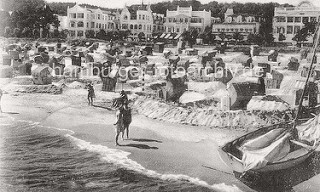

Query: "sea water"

xmin=0 ymin=117 xmax=242 ymax=192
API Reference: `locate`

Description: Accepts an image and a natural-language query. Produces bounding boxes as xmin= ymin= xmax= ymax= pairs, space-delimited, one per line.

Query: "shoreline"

xmin=1 ymin=91 xmax=254 ymax=192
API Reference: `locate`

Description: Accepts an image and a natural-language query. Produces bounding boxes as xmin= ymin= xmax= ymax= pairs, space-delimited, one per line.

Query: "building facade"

xmin=120 ymin=4 xmax=153 ymax=39
xmin=66 ymin=4 xmax=119 ymax=38
xmin=164 ymin=6 xmax=212 ymax=34
xmin=212 ymin=8 xmax=260 ymax=38
xmin=273 ymin=1 xmax=320 ymax=44
xmin=153 ymin=13 xmax=165 ymax=34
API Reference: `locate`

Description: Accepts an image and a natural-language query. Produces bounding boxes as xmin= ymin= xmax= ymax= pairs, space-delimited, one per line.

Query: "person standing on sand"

xmin=114 ymin=90 xmax=132 ymax=146
xmin=87 ymin=82 xmax=95 ymax=106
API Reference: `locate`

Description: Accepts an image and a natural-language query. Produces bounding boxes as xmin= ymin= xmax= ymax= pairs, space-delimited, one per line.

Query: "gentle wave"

xmin=66 ymin=134 xmax=243 ymax=192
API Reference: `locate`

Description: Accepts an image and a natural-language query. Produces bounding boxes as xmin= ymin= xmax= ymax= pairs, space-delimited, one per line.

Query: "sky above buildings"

xmin=45 ymin=0 xmax=320 ymax=9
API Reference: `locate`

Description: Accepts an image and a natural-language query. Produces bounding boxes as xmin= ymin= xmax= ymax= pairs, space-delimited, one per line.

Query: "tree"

xmin=278 ymin=33 xmax=286 ymax=42
xmin=218 ymin=32 xmax=226 ymax=42
xmin=201 ymin=25 xmax=213 ymax=44
xmin=59 ymin=29 xmax=69 ymax=39
xmin=292 ymin=21 xmax=316 ymax=47
xmin=21 ymin=27 xmax=32 ymax=38
xmin=13 ymin=28 xmax=21 ymax=37
xmin=118 ymin=30 xmax=131 ymax=41
xmin=4 ymin=27 xmax=11 ymax=37
xmin=247 ymin=33 xmax=255 ymax=44
xmin=138 ymin=32 xmax=145 ymax=41
xmin=181 ymin=29 xmax=198 ymax=48
xmin=96 ymin=29 xmax=107 ymax=40
xmin=233 ymin=32 xmax=244 ymax=44
xmin=85 ymin=30 xmax=95 ymax=38
xmin=52 ymin=29 xmax=60 ymax=38
xmin=2 ymin=1 xmax=59 ymax=38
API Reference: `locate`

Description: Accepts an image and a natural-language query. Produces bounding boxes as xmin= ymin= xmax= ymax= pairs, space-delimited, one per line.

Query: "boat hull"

xmin=218 ymin=121 xmax=316 ymax=173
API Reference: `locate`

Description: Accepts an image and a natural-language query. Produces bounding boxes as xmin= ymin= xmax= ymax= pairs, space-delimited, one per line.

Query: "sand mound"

xmin=133 ymin=97 xmax=294 ymax=130
xmin=11 ymin=84 xmax=62 ymax=94
xmin=247 ymin=96 xmax=290 ymax=111
xmin=179 ymin=91 xmax=206 ymax=104
xmin=187 ymin=81 xmax=226 ymax=95
xmin=67 ymin=81 xmax=84 ymax=89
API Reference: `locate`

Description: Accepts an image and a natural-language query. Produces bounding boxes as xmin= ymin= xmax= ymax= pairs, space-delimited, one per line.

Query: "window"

xmin=70 ymin=21 xmax=75 ymax=28
xmin=87 ymin=22 xmax=89 ymax=28
xmin=185 ymin=18 xmax=188 ymax=23
xmin=311 ymin=17 xmax=317 ymax=22
xmin=287 ymin=17 xmax=293 ymax=22
xmin=96 ymin=23 xmax=98 ymax=28
xmin=139 ymin=15 xmax=141 ymax=20
xmin=122 ymin=24 xmax=128 ymax=29
xmin=139 ymin=24 xmax=142 ymax=29
xmin=294 ymin=26 xmax=300 ymax=33
xmin=302 ymin=17 xmax=309 ymax=23
xmin=98 ymin=14 xmax=101 ymax=20
xmin=168 ymin=27 xmax=171 ymax=32
xmin=124 ymin=15 xmax=128 ymax=20
xmin=99 ymin=23 xmax=101 ymax=28
xmin=70 ymin=30 xmax=75 ymax=37
xmin=77 ymin=13 xmax=84 ymax=18
xmin=143 ymin=15 xmax=145 ymax=20
xmin=294 ymin=17 xmax=301 ymax=23
xmin=287 ymin=26 xmax=293 ymax=34
xmin=277 ymin=16 xmax=286 ymax=22
xmin=77 ymin=21 xmax=84 ymax=27
xmin=134 ymin=24 xmax=137 ymax=29
xmin=277 ymin=27 xmax=285 ymax=33
xmin=70 ymin=13 xmax=76 ymax=18
xmin=77 ymin=31 xmax=83 ymax=37
xmin=130 ymin=24 xmax=133 ymax=29
xmin=177 ymin=28 xmax=180 ymax=33
xmin=169 ymin=18 xmax=172 ymax=23
xmin=91 ymin=22 xmax=95 ymax=28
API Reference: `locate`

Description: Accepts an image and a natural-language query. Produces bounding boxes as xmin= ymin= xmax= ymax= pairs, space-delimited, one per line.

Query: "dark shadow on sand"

xmin=235 ymin=151 xmax=320 ymax=191
xmin=122 ymin=143 xmax=158 ymax=150
xmin=130 ymin=138 xmax=162 ymax=143
xmin=2 ymin=112 xmax=19 ymax=115
xmin=92 ymin=104 xmax=113 ymax=111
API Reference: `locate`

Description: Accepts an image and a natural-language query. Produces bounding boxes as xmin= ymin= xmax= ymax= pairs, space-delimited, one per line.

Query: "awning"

xmin=160 ymin=33 xmax=166 ymax=38
xmin=174 ymin=33 xmax=182 ymax=39
xmin=164 ymin=34 xmax=171 ymax=39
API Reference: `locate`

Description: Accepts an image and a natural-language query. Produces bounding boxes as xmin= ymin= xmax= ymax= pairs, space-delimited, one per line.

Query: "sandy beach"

xmin=0 ymin=84 xmax=256 ymax=192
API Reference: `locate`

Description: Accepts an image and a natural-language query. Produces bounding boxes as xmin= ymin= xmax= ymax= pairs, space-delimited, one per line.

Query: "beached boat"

xmin=218 ymin=120 xmax=317 ymax=174
xmin=219 ymin=22 xmax=320 ymax=175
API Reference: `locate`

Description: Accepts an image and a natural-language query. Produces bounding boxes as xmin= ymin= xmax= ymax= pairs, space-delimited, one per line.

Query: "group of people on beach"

xmin=86 ymin=82 xmax=132 ymax=146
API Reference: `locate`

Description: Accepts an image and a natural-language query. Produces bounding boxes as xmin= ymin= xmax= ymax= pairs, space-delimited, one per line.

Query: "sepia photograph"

xmin=1 ymin=0 xmax=320 ymax=191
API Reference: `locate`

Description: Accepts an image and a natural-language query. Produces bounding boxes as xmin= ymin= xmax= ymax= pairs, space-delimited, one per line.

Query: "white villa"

xmin=273 ymin=0 xmax=320 ymax=44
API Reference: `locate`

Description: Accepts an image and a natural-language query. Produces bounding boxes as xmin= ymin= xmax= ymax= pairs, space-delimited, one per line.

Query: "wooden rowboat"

xmin=218 ymin=121 xmax=316 ymax=174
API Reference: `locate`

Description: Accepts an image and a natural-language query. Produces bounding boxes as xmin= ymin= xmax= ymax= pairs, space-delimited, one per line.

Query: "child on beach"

xmin=87 ymin=82 xmax=95 ymax=106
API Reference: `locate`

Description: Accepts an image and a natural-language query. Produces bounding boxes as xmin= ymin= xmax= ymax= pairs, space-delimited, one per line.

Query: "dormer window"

xmin=124 ymin=15 xmax=128 ymax=20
